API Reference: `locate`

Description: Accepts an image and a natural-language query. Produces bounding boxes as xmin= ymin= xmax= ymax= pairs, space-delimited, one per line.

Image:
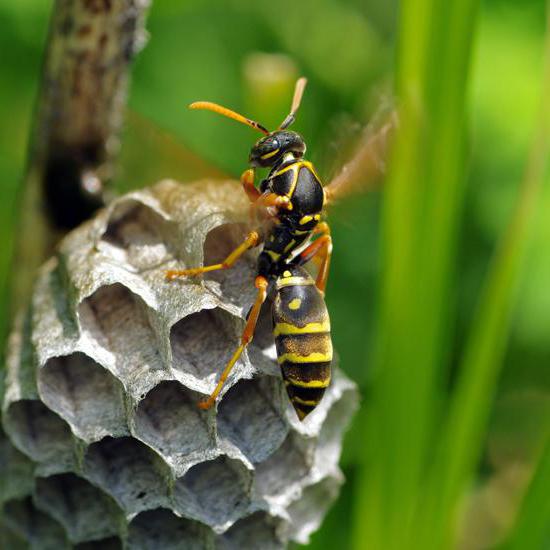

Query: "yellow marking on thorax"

xmin=285 ymin=378 xmax=331 ymax=388
xmin=287 ymin=166 xmax=300 ymax=198
xmin=301 ymin=160 xmax=322 ymax=182
xmin=299 ymin=213 xmax=321 ymax=225
xmin=273 ymin=320 xmax=331 ymax=336
xmin=274 ymin=160 xmax=318 ymax=200
xmin=274 ymin=163 xmax=297 ymax=177
xmin=277 ymin=351 xmax=333 ymax=365
xmin=283 ymin=239 xmax=296 ymax=253
xmin=266 ymin=250 xmax=281 ymax=261
xmin=288 ymin=298 xmax=302 ymax=310
xmin=283 ymin=270 xmax=292 ymax=278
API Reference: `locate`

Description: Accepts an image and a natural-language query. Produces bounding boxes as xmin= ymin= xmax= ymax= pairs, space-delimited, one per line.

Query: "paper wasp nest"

xmin=1 ymin=180 xmax=358 ymax=548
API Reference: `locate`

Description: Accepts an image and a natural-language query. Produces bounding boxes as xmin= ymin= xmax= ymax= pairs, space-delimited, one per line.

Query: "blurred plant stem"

xmin=353 ymin=0 xmax=550 ymax=547
xmin=492 ymin=5 xmax=550 ymax=549
xmin=498 ymin=436 xmax=550 ymax=550
xmin=424 ymin=0 xmax=550 ymax=545
xmin=7 ymin=0 xmax=149 ymax=327
xmin=352 ymin=0 xmax=479 ymax=548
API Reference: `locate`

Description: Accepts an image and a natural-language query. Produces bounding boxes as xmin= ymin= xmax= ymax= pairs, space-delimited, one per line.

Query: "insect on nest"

xmin=167 ymin=78 xmax=335 ymax=420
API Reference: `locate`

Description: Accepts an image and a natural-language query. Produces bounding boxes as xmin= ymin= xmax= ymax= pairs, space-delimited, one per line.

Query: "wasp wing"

xmin=118 ymin=110 xmax=229 ymax=191
xmin=323 ymin=107 xmax=398 ymax=205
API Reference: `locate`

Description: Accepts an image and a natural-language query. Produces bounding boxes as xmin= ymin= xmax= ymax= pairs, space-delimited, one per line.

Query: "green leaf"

xmin=353 ymin=0 xmax=479 ymax=549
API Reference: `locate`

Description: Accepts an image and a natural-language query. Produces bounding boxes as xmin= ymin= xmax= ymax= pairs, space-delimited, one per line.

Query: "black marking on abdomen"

xmin=272 ymin=267 xmax=332 ymax=420
xmin=275 ymin=332 xmax=332 ymax=361
xmin=274 ymin=284 xmax=328 ymax=328
xmin=280 ymin=360 xmax=331 ymax=386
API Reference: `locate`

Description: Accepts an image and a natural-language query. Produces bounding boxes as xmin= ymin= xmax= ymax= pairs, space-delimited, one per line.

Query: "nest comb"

xmin=1 ymin=180 xmax=358 ymax=548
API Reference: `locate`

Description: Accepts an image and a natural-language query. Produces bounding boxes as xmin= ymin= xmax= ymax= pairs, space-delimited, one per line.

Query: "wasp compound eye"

xmin=249 ymin=136 xmax=282 ymax=167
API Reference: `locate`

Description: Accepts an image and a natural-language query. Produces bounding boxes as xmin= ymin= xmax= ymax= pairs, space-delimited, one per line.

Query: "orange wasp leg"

xmin=241 ymin=168 xmax=261 ymax=225
xmin=241 ymin=168 xmax=261 ymax=202
xmin=242 ymin=168 xmax=293 ymax=222
xmin=166 ymin=230 xmax=260 ymax=280
xmin=242 ymin=170 xmax=293 ymax=222
xmin=198 ymin=276 xmax=268 ymax=409
xmin=255 ymin=191 xmax=292 ymax=210
xmin=297 ymin=222 xmax=332 ymax=295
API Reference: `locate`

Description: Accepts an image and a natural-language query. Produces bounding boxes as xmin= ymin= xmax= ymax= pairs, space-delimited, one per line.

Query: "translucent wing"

xmin=118 ymin=110 xmax=229 ymax=191
xmin=324 ymin=105 xmax=398 ymax=204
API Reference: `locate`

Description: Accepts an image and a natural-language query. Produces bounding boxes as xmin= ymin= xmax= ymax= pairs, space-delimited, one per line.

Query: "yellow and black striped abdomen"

xmin=273 ymin=267 xmax=332 ymax=420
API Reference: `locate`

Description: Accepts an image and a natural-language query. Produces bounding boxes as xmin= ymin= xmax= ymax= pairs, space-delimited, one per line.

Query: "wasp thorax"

xmin=249 ymin=130 xmax=306 ymax=167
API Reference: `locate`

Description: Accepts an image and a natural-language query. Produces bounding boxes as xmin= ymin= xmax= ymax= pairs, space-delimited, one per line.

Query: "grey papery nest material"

xmin=0 ymin=180 xmax=358 ymax=549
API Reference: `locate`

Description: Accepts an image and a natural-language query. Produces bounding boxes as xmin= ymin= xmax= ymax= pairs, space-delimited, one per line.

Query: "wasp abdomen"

xmin=273 ymin=267 xmax=332 ymax=420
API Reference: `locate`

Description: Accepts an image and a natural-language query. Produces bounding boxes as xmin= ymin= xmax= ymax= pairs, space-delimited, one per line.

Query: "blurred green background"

xmin=1 ymin=0 xmax=549 ymax=548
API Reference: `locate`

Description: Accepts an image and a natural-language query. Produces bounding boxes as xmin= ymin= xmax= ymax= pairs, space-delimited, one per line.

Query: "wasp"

xmin=166 ymin=78 xmax=393 ymax=420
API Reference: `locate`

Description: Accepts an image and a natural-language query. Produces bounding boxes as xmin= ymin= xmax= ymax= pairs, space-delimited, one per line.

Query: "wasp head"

xmin=249 ymin=130 xmax=306 ymax=168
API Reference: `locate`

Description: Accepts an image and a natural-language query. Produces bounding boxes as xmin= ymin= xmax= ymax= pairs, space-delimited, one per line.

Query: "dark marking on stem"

xmin=60 ymin=16 xmax=75 ymax=36
xmin=83 ymin=0 xmax=113 ymax=14
xmin=99 ymin=32 xmax=109 ymax=50
xmin=44 ymin=141 xmax=106 ymax=229
xmin=77 ymin=24 xmax=93 ymax=37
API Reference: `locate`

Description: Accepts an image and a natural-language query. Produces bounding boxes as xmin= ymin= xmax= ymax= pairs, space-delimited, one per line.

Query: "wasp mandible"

xmin=166 ymin=78 xmax=390 ymax=420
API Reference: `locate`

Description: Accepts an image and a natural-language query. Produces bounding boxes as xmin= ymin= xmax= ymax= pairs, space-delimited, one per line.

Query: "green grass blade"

xmin=352 ymin=0 xmax=479 ymax=549
xmin=498 ymin=436 xmax=550 ymax=550
xmin=421 ymin=4 xmax=550 ymax=547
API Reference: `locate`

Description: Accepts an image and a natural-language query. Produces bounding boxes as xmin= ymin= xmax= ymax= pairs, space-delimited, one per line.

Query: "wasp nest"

xmin=1 ymin=180 xmax=358 ymax=548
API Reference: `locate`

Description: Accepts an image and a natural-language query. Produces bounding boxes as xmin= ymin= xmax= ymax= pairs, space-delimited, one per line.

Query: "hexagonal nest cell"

xmin=217 ymin=377 xmax=289 ymax=464
xmin=83 ymin=436 xmax=171 ymax=515
xmin=3 ymin=399 xmax=73 ymax=467
xmin=218 ymin=511 xmax=283 ymax=550
xmin=74 ymin=537 xmax=123 ymax=550
xmin=170 ymin=307 xmax=237 ymax=382
xmin=173 ymin=455 xmax=252 ymax=531
xmin=101 ymin=201 xmax=176 ymax=271
xmin=78 ymin=283 xmax=164 ymax=384
xmin=286 ymin=475 xmax=344 ymax=544
xmin=34 ymin=473 xmax=123 ymax=544
xmin=38 ymin=352 xmax=127 ymax=442
xmin=127 ymin=508 xmax=213 ymax=550
xmin=0 ymin=433 xmax=35 ymax=502
xmin=134 ymin=381 xmax=214 ymax=464
xmin=3 ymin=496 xmax=68 ymax=548
xmin=254 ymin=432 xmax=314 ymax=499
xmin=1 ymin=180 xmax=358 ymax=547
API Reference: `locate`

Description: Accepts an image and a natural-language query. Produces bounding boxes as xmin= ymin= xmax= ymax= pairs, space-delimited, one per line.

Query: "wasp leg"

xmin=241 ymin=168 xmax=260 ymax=202
xmin=198 ymin=276 xmax=268 ymax=410
xmin=242 ymin=169 xmax=293 ymax=211
xmin=241 ymin=168 xmax=261 ymax=225
xmin=256 ymin=191 xmax=292 ymax=210
xmin=166 ymin=230 xmax=260 ymax=280
xmin=295 ymin=222 xmax=332 ymax=295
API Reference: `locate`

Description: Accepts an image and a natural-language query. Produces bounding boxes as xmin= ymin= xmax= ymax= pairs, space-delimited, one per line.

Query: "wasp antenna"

xmin=189 ymin=101 xmax=269 ymax=135
xmin=279 ymin=77 xmax=308 ymax=130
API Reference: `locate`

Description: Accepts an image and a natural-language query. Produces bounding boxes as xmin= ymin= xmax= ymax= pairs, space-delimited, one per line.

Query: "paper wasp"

xmin=167 ymin=78 xmax=394 ymax=420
